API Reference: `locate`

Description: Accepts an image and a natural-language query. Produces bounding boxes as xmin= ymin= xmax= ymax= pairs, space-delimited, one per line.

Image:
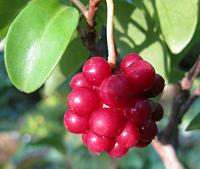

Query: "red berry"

xmin=83 ymin=57 xmax=112 ymax=86
xmin=64 ymin=110 xmax=89 ymax=134
xmin=83 ymin=130 xmax=114 ymax=154
xmin=70 ymin=73 xmax=92 ymax=89
xmin=107 ymin=142 xmax=129 ymax=158
xmin=142 ymin=74 xmax=165 ymax=97
xmin=67 ymin=87 xmax=100 ymax=116
xmin=82 ymin=131 xmax=88 ymax=146
xmin=124 ymin=60 xmax=155 ymax=94
xmin=116 ymin=121 xmax=140 ymax=148
xmin=89 ymin=108 xmax=122 ymax=137
xmin=136 ymin=140 xmax=151 ymax=148
xmin=140 ymin=120 xmax=158 ymax=142
xmin=99 ymin=74 xmax=132 ymax=108
xmin=120 ymin=53 xmax=143 ymax=71
xmin=152 ymin=103 xmax=164 ymax=121
xmin=124 ymin=98 xmax=151 ymax=125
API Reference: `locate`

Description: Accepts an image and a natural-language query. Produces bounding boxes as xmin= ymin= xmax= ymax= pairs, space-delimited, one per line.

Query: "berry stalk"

xmin=106 ymin=0 xmax=116 ymax=68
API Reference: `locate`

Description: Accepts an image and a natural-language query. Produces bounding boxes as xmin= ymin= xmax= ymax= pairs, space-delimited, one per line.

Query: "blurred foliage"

xmin=1 ymin=0 xmax=200 ymax=169
xmin=187 ymin=112 xmax=200 ymax=131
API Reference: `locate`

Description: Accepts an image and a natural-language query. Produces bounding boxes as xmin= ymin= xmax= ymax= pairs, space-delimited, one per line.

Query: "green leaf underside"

xmin=0 ymin=0 xmax=30 ymax=40
xmin=156 ymin=0 xmax=198 ymax=54
xmin=5 ymin=0 xmax=79 ymax=93
xmin=187 ymin=112 xmax=200 ymax=131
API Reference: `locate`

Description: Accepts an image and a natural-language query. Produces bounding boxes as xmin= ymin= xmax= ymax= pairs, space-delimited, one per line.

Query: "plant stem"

xmin=71 ymin=0 xmax=88 ymax=19
xmin=106 ymin=0 xmax=116 ymax=68
xmin=152 ymin=139 xmax=184 ymax=169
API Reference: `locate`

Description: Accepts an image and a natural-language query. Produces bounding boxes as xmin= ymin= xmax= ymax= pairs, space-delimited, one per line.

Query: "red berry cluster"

xmin=64 ymin=53 xmax=165 ymax=158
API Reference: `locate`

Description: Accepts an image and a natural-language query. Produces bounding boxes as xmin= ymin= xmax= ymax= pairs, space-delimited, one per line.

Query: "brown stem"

xmin=87 ymin=0 xmax=100 ymax=27
xmin=73 ymin=0 xmax=101 ymax=55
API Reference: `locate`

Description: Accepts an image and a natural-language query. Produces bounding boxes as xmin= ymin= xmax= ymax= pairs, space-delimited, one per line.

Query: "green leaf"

xmin=59 ymin=33 xmax=89 ymax=78
xmin=5 ymin=0 xmax=79 ymax=93
xmin=156 ymin=0 xmax=198 ymax=54
xmin=186 ymin=112 xmax=200 ymax=131
xmin=43 ymin=65 xmax=66 ymax=97
xmin=114 ymin=1 xmax=171 ymax=82
xmin=43 ymin=32 xmax=89 ymax=96
xmin=0 ymin=0 xmax=29 ymax=40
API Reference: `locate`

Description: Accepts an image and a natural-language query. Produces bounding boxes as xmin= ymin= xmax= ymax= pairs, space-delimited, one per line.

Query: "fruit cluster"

xmin=64 ymin=53 xmax=165 ymax=158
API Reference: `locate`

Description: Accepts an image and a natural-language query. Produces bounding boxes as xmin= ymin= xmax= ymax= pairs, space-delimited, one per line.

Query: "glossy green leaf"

xmin=156 ymin=0 xmax=198 ymax=54
xmin=43 ymin=32 xmax=89 ymax=96
xmin=186 ymin=112 xmax=200 ymax=131
xmin=0 ymin=0 xmax=29 ymax=40
xmin=5 ymin=0 xmax=79 ymax=93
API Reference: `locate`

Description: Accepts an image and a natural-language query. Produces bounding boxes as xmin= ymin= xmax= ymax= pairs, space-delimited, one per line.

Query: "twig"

xmin=160 ymin=87 xmax=190 ymax=144
xmin=152 ymin=139 xmax=184 ymax=169
xmin=72 ymin=0 xmax=101 ymax=55
xmin=71 ymin=0 xmax=88 ymax=19
xmin=87 ymin=0 xmax=101 ymax=27
xmin=154 ymin=57 xmax=200 ymax=169
xmin=106 ymin=0 xmax=116 ymax=68
xmin=160 ymin=56 xmax=200 ymax=144
xmin=181 ymin=55 xmax=200 ymax=90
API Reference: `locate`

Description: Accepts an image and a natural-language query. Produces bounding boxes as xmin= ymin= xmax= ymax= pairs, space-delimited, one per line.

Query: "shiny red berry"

xmin=83 ymin=57 xmax=112 ymax=86
xmin=136 ymin=140 xmax=151 ymax=148
xmin=142 ymin=74 xmax=165 ymax=97
xmin=116 ymin=121 xmax=140 ymax=148
xmin=64 ymin=110 xmax=89 ymax=134
xmin=124 ymin=60 xmax=155 ymax=94
xmin=70 ymin=73 xmax=92 ymax=89
xmin=67 ymin=87 xmax=100 ymax=116
xmin=124 ymin=98 xmax=151 ymax=125
xmin=140 ymin=120 xmax=158 ymax=142
xmin=82 ymin=131 xmax=88 ymax=146
xmin=99 ymin=74 xmax=132 ymax=108
xmin=107 ymin=142 xmax=129 ymax=158
xmin=83 ymin=130 xmax=114 ymax=154
xmin=89 ymin=108 xmax=122 ymax=137
xmin=120 ymin=53 xmax=143 ymax=71
xmin=151 ymin=103 xmax=164 ymax=121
